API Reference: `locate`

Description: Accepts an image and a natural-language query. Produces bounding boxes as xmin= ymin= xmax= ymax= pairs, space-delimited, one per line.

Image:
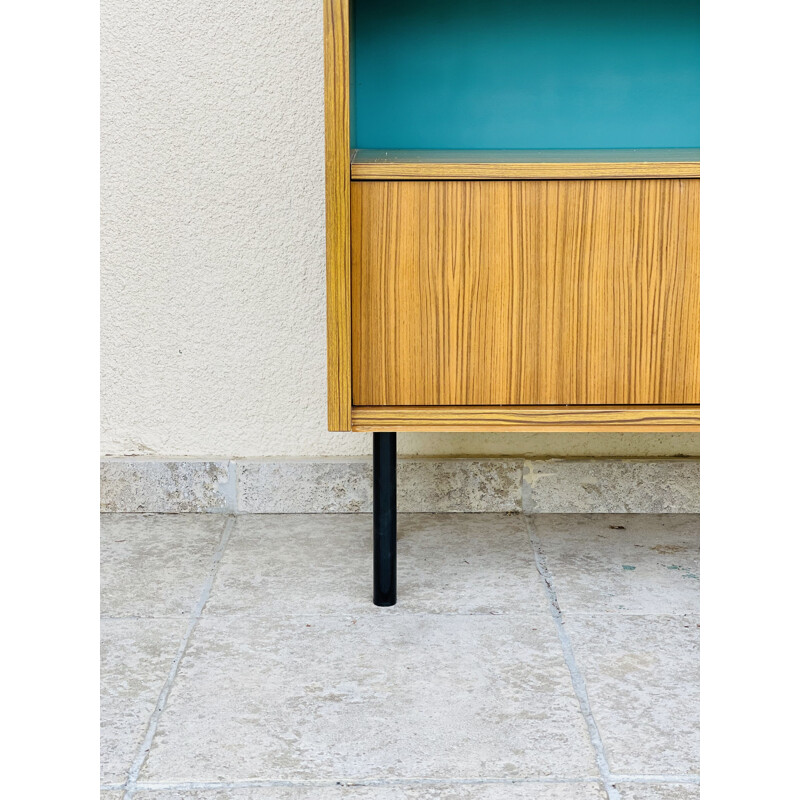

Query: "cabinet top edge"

xmin=351 ymin=148 xmax=700 ymax=165
xmin=350 ymin=149 xmax=700 ymax=180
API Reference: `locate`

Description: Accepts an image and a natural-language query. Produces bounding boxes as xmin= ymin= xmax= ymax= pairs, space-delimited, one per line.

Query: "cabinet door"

xmin=352 ymin=179 xmax=699 ymax=406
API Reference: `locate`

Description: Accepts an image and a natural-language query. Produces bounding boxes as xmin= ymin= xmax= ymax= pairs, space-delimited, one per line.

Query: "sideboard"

xmin=324 ymin=0 xmax=700 ymax=605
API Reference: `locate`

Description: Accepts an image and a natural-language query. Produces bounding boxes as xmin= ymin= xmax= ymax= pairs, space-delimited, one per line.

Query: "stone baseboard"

xmin=100 ymin=458 xmax=698 ymax=514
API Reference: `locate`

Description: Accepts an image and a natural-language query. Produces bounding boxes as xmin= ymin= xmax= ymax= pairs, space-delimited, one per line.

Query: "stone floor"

xmin=100 ymin=513 xmax=699 ymax=800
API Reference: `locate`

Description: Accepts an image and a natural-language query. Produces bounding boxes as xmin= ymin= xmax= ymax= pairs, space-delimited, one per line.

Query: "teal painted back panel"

xmin=353 ymin=0 xmax=699 ymax=149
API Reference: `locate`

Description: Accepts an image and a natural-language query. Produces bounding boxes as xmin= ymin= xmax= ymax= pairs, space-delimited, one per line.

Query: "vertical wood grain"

xmin=352 ymin=179 xmax=700 ymax=406
xmin=324 ymin=0 xmax=351 ymax=430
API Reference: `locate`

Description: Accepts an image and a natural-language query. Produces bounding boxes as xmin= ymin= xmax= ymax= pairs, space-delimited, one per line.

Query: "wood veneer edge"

xmin=351 ymin=162 xmax=700 ymax=180
xmin=324 ymin=0 xmax=352 ymax=431
xmin=350 ymin=406 xmax=701 ymax=433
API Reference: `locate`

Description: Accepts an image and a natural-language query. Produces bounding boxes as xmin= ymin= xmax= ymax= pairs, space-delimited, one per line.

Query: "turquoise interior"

xmin=352 ymin=0 xmax=699 ymax=150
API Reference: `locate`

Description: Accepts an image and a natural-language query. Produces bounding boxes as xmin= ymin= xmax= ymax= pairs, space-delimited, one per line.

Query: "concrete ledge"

xmin=523 ymin=459 xmax=699 ymax=513
xmin=101 ymin=458 xmax=698 ymax=514
xmin=237 ymin=459 xmax=522 ymax=513
xmin=100 ymin=460 xmax=236 ymax=513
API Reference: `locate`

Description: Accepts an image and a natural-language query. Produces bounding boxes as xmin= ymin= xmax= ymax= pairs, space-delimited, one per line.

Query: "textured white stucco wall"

xmin=100 ymin=0 xmax=699 ymax=459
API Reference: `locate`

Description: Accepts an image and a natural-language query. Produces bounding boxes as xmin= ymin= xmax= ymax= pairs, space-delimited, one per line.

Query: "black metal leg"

xmin=373 ymin=432 xmax=397 ymax=606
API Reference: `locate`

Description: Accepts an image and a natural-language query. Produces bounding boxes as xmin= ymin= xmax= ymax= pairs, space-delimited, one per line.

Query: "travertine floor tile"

xmin=141 ymin=615 xmax=596 ymax=782
xmin=533 ymin=515 xmax=699 ymax=615
xmin=565 ymin=615 xmax=700 ymax=775
xmin=99 ymin=513 xmax=700 ymax=795
xmin=615 ymin=784 xmax=700 ymax=799
xmin=134 ymin=783 xmax=606 ymax=798
xmin=100 ymin=618 xmax=185 ymax=783
xmin=101 ymin=514 xmax=226 ymax=617
xmin=206 ymin=514 xmax=549 ymax=616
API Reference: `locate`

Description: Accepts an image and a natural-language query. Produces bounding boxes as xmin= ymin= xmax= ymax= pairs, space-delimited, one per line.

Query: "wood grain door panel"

xmin=351 ymin=179 xmax=699 ymax=406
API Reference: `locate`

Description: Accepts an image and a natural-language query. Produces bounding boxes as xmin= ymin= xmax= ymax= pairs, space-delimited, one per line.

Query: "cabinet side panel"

xmin=352 ymin=179 xmax=699 ymax=406
xmin=324 ymin=0 xmax=352 ymax=430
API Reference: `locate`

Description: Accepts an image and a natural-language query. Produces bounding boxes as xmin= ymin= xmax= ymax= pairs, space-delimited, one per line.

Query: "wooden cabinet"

xmin=325 ymin=0 xmax=700 ymax=434
xmin=324 ymin=0 xmax=700 ymax=603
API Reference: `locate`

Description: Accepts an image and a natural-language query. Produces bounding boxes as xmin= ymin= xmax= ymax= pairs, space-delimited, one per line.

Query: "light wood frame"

xmin=351 ymin=149 xmax=700 ymax=180
xmin=324 ymin=0 xmax=700 ymax=433
xmin=352 ymin=406 xmax=700 ymax=433
xmin=324 ymin=0 xmax=352 ymax=430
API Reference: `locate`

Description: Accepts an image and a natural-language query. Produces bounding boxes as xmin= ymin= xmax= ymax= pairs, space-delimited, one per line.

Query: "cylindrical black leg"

xmin=373 ymin=432 xmax=397 ymax=606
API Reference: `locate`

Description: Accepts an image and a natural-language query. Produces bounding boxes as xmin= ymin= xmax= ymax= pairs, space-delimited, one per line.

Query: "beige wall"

xmin=100 ymin=0 xmax=699 ymax=460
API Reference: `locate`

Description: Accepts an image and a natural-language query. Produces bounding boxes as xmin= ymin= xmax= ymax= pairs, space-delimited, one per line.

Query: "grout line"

xmin=164 ymin=611 xmax=545 ymax=619
xmin=101 ymin=615 xmax=196 ymax=621
xmin=131 ymin=777 xmax=605 ymax=791
xmin=561 ymin=612 xmax=699 ymax=619
xmin=225 ymin=459 xmax=238 ymax=513
xmin=609 ymin=774 xmax=700 ymax=784
xmin=121 ymin=515 xmax=235 ymax=800
xmin=525 ymin=516 xmax=622 ymax=800
xmin=233 ymin=458 xmax=241 ymax=514
xmin=120 ymin=775 xmax=699 ymax=793
xmin=521 ymin=460 xmax=532 ymax=514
